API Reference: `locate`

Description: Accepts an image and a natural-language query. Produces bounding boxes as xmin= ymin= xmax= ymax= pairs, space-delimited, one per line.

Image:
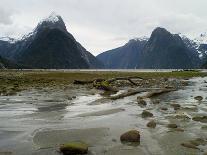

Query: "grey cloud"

xmin=0 ymin=8 xmax=13 ymax=25
xmin=0 ymin=0 xmax=207 ymax=54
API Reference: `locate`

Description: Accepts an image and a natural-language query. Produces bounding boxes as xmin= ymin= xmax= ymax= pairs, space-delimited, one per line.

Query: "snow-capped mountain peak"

xmin=20 ymin=12 xmax=67 ymax=42
xmin=41 ymin=12 xmax=62 ymax=24
xmin=35 ymin=12 xmax=67 ymax=33
xmin=128 ymin=36 xmax=149 ymax=43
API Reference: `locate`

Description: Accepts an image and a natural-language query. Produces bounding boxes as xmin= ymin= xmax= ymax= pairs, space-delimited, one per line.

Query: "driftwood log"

xmin=74 ymin=76 xmax=142 ymax=86
xmin=108 ymin=88 xmax=176 ymax=100
xmin=73 ymin=77 xmax=175 ymax=100
xmin=73 ymin=76 xmax=143 ymax=92
xmin=142 ymin=89 xmax=176 ymax=98
xmin=108 ymin=89 xmax=146 ymax=100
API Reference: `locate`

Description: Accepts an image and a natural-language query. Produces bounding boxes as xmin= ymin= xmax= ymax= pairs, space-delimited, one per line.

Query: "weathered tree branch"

xmin=142 ymin=89 xmax=176 ymax=98
xmin=108 ymin=89 xmax=146 ymax=100
xmin=73 ymin=76 xmax=143 ymax=86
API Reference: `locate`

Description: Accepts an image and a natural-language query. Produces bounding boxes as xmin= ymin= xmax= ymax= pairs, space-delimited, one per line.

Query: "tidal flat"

xmin=0 ymin=70 xmax=207 ymax=155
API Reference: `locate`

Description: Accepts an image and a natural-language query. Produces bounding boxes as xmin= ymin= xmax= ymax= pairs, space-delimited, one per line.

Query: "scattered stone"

xmin=59 ymin=142 xmax=88 ymax=155
xmin=192 ymin=116 xmax=207 ymax=123
xmin=67 ymin=96 xmax=76 ymax=100
xmin=181 ymin=81 xmax=189 ymax=86
xmin=161 ymin=107 xmax=168 ymax=111
xmin=141 ymin=110 xmax=153 ymax=118
xmin=0 ymin=151 xmax=12 ymax=155
xmin=189 ymin=138 xmax=206 ymax=146
xmin=147 ymin=120 xmax=156 ymax=128
xmin=165 ymin=86 xmax=174 ymax=89
xmin=167 ymin=123 xmax=178 ymax=128
xmin=181 ymin=142 xmax=200 ymax=150
xmin=120 ymin=130 xmax=140 ymax=143
xmin=152 ymin=99 xmax=160 ymax=104
xmin=194 ymin=96 xmax=203 ymax=101
xmin=201 ymin=125 xmax=207 ymax=130
xmin=137 ymin=97 xmax=147 ymax=106
xmin=174 ymin=114 xmax=190 ymax=120
xmin=180 ymin=106 xmax=198 ymax=112
xmin=170 ymin=103 xmax=181 ymax=110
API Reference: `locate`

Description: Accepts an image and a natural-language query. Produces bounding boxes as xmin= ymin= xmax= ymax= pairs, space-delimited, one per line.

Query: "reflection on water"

xmin=0 ymin=77 xmax=207 ymax=155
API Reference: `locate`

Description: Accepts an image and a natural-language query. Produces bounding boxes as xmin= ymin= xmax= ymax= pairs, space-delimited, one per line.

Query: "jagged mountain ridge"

xmin=97 ymin=27 xmax=202 ymax=69
xmin=138 ymin=28 xmax=196 ymax=69
xmin=0 ymin=13 xmax=103 ymax=69
xmin=0 ymin=56 xmax=24 ymax=69
xmin=97 ymin=37 xmax=148 ymax=69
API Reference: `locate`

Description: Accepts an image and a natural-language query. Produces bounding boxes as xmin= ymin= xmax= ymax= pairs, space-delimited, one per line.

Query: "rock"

xmin=181 ymin=81 xmax=189 ymax=86
xmin=180 ymin=106 xmax=198 ymax=112
xmin=174 ymin=114 xmax=190 ymax=120
xmin=194 ymin=96 xmax=203 ymax=101
xmin=68 ymin=96 xmax=76 ymax=100
xmin=170 ymin=103 xmax=181 ymax=110
xmin=147 ymin=120 xmax=156 ymax=128
xmin=189 ymin=138 xmax=206 ymax=146
xmin=60 ymin=142 xmax=88 ymax=155
xmin=120 ymin=130 xmax=140 ymax=143
xmin=201 ymin=125 xmax=207 ymax=130
xmin=141 ymin=110 xmax=153 ymax=118
xmin=167 ymin=123 xmax=178 ymax=128
xmin=181 ymin=142 xmax=200 ymax=150
xmin=0 ymin=151 xmax=12 ymax=155
xmin=152 ymin=99 xmax=160 ymax=104
xmin=161 ymin=107 xmax=168 ymax=111
xmin=137 ymin=97 xmax=147 ymax=106
xmin=192 ymin=116 xmax=207 ymax=123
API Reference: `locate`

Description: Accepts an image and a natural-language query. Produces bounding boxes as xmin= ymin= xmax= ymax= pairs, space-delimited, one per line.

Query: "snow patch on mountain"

xmin=20 ymin=12 xmax=66 ymax=43
xmin=181 ymin=34 xmax=207 ymax=59
xmin=193 ymin=33 xmax=207 ymax=58
xmin=194 ymin=32 xmax=207 ymax=44
xmin=0 ymin=37 xmax=17 ymax=44
xmin=131 ymin=36 xmax=149 ymax=42
xmin=40 ymin=12 xmax=61 ymax=24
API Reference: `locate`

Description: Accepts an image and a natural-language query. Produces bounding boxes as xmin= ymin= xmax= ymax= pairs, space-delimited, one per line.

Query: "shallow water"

xmin=0 ymin=77 xmax=207 ymax=155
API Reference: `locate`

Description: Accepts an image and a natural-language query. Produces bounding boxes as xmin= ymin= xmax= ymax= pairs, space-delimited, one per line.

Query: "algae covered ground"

xmin=0 ymin=70 xmax=206 ymax=95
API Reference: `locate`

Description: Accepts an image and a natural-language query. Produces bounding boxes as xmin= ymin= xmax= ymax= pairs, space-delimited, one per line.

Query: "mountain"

xmin=138 ymin=27 xmax=198 ymax=69
xmin=96 ymin=37 xmax=148 ymax=69
xmin=202 ymin=61 xmax=207 ymax=68
xmin=0 ymin=12 xmax=103 ymax=69
xmin=97 ymin=27 xmax=201 ymax=69
xmin=0 ymin=55 xmax=23 ymax=69
xmin=182 ymin=33 xmax=207 ymax=60
xmin=193 ymin=33 xmax=207 ymax=61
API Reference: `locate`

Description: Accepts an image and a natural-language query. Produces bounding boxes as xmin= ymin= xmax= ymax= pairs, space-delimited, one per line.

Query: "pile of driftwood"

xmin=73 ymin=76 xmax=175 ymax=100
xmin=74 ymin=76 xmax=143 ymax=91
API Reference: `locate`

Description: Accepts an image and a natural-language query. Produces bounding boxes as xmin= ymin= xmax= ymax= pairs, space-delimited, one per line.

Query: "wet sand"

xmin=0 ymin=72 xmax=207 ymax=155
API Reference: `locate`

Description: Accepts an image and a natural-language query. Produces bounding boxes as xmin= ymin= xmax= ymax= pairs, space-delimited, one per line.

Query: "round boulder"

xmin=60 ymin=142 xmax=88 ymax=155
xmin=167 ymin=123 xmax=178 ymax=128
xmin=147 ymin=120 xmax=156 ymax=128
xmin=137 ymin=97 xmax=147 ymax=106
xmin=170 ymin=103 xmax=181 ymax=110
xmin=194 ymin=96 xmax=203 ymax=101
xmin=120 ymin=130 xmax=140 ymax=143
xmin=142 ymin=110 xmax=153 ymax=118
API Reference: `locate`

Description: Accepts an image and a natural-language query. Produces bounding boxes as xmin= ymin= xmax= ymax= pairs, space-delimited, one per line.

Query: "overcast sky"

xmin=0 ymin=0 xmax=207 ymax=55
